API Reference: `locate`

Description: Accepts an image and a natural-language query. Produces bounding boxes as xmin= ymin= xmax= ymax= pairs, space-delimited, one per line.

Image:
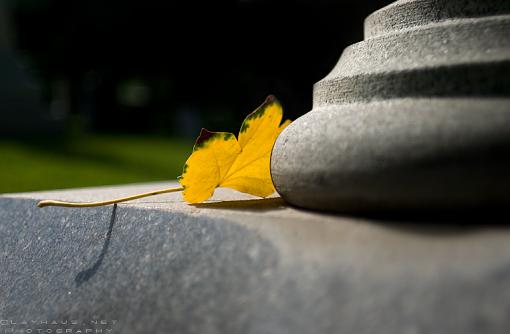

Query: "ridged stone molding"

xmin=271 ymin=0 xmax=510 ymax=212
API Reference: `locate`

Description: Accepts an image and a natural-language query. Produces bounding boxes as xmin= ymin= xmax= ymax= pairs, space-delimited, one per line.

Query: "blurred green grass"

xmin=0 ymin=135 xmax=193 ymax=194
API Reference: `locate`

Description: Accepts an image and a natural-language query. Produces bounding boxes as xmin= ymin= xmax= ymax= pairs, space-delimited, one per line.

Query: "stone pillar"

xmin=271 ymin=0 xmax=510 ymax=212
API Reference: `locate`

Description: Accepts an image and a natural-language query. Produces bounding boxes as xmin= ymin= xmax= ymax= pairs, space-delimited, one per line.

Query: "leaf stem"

xmin=36 ymin=187 xmax=184 ymax=208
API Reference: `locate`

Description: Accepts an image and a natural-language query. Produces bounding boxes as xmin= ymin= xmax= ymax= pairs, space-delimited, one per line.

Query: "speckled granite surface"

xmin=1 ymin=182 xmax=510 ymax=333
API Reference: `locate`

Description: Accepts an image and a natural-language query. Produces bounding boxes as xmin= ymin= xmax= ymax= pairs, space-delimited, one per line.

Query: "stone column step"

xmin=314 ymin=15 xmax=510 ymax=105
xmin=364 ymin=0 xmax=510 ymax=39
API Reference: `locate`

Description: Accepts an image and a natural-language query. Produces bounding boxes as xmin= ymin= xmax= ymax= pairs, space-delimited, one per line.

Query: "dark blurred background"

xmin=0 ymin=0 xmax=392 ymax=193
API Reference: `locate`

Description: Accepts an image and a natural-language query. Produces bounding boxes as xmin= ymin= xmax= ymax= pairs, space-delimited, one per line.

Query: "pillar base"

xmin=271 ymin=0 xmax=510 ymax=212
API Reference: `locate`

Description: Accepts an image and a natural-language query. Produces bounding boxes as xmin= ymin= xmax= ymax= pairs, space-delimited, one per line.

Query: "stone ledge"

xmin=1 ymin=182 xmax=510 ymax=333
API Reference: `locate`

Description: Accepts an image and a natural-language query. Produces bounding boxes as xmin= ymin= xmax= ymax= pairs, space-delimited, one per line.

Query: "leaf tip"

xmin=265 ymin=95 xmax=276 ymax=103
xmin=194 ymin=128 xmax=215 ymax=150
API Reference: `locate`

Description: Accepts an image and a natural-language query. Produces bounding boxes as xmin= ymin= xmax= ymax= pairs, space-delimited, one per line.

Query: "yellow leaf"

xmin=179 ymin=96 xmax=291 ymax=203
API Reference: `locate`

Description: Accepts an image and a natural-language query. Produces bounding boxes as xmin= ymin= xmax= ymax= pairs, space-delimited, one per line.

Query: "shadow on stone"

xmin=75 ymin=204 xmax=117 ymax=287
xmin=352 ymin=210 xmax=510 ymax=236
xmin=193 ymin=197 xmax=286 ymax=212
xmin=378 ymin=222 xmax=509 ymax=236
xmin=281 ymin=200 xmax=510 ymax=235
xmin=356 ymin=209 xmax=510 ymax=223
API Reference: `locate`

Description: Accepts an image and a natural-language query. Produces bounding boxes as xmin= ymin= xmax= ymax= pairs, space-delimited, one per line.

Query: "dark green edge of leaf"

xmin=239 ymin=95 xmax=280 ymax=134
xmin=179 ymin=129 xmax=235 ymax=182
xmin=193 ymin=128 xmax=213 ymax=150
xmin=193 ymin=128 xmax=235 ymax=151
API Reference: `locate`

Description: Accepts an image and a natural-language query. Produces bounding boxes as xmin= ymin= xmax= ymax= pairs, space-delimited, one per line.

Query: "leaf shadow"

xmin=75 ymin=204 xmax=117 ymax=287
xmin=192 ymin=197 xmax=287 ymax=212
